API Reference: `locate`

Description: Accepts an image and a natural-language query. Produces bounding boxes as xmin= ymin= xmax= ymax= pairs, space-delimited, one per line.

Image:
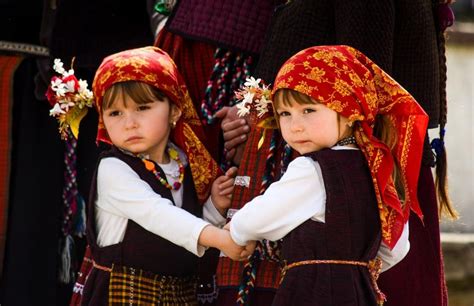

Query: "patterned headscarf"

xmin=273 ymin=45 xmax=428 ymax=249
xmin=93 ymin=46 xmax=221 ymax=203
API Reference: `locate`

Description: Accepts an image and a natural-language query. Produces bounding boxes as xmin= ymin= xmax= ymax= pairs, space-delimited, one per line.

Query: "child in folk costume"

xmin=81 ymin=47 xmax=252 ymax=305
xmin=227 ymin=45 xmax=429 ymax=306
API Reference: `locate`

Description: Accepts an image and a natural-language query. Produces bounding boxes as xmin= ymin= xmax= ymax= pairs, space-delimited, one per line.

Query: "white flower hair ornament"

xmin=235 ymin=77 xmax=273 ymax=118
xmin=46 ymin=58 xmax=94 ymax=140
xmin=234 ymin=76 xmax=278 ymax=149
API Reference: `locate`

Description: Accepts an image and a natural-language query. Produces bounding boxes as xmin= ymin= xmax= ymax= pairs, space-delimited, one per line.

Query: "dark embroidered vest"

xmin=82 ymin=146 xmax=201 ymax=305
xmin=273 ymin=149 xmax=381 ymax=306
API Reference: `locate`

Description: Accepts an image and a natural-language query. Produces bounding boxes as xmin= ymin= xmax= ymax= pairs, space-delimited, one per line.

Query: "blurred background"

xmin=0 ymin=0 xmax=472 ymax=305
xmin=431 ymin=1 xmax=474 ymax=305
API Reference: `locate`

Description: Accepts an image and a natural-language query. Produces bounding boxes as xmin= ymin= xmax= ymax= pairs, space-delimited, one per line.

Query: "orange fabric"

xmin=273 ymin=45 xmax=428 ymax=249
xmin=0 ymin=55 xmax=23 ymax=277
xmin=92 ymin=46 xmax=221 ymax=203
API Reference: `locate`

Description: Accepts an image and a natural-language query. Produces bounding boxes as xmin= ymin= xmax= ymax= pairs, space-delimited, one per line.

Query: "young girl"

xmin=227 ymin=45 xmax=429 ymax=305
xmin=81 ymin=46 xmax=251 ymax=305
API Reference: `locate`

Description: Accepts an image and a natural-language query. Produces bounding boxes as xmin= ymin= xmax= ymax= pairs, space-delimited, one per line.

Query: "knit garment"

xmin=165 ymin=0 xmax=283 ymax=54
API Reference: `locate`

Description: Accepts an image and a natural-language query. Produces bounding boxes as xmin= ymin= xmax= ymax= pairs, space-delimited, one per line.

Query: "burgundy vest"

xmin=273 ymin=149 xmax=381 ymax=306
xmin=82 ymin=146 xmax=201 ymax=305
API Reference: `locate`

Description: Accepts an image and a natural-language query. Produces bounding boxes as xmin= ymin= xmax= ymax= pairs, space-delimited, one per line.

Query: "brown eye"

xmin=108 ymin=110 xmax=120 ymax=117
xmin=137 ymin=105 xmax=151 ymax=111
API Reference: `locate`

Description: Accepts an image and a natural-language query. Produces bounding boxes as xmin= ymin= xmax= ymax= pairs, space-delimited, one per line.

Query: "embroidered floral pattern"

xmin=272 ymin=45 xmax=429 ymax=249
xmin=93 ymin=47 xmax=220 ymax=203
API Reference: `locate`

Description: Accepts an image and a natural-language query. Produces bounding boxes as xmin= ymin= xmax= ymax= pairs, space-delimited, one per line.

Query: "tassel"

xmin=430 ymin=128 xmax=445 ymax=160
xmin=58 ymin=234 xmax=76 ymax=284
xmin=74 ymin=193 xmax=87 ymax=237
xmin=58 ymin=129 xmax=87 ymax=284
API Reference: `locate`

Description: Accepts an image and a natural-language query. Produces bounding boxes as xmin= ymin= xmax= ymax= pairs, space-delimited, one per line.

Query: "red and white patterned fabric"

xmin=273 ymin=45 xmax=428 ymax=249
xmin=92 ymin=46 xmax=221 ymax=203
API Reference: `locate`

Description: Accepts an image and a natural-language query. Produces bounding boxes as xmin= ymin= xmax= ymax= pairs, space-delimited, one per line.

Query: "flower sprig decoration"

xmin=234 ymin=77 xmax=278 ymax=150
xmin=46 ymin=58 xmax=94 ymax=140
xmin=235 ymin=77 xmax=273 ymax=119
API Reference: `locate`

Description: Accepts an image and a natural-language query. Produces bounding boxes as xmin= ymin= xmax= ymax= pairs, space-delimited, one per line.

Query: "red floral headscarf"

xmin=93 ymin=46 xmax=221 ymax=204
xmin=273 ymin=45 xmax=428 ymax=249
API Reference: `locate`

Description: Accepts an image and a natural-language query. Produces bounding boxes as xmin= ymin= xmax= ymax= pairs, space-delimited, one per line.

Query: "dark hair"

xmin=273 ymin=88 xmax=315 ymax=109
xmin=434 ymin=16 xmax=457 ymax=219
xmin=102 ymin=81 xmax=168 ymax=110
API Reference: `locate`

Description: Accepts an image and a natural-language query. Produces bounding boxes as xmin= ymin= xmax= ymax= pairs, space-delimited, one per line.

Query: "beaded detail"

xmin=336 ymin=135 xmax=356 ymax=146
xmin=140 ymin=147 xmax=184 ymax=190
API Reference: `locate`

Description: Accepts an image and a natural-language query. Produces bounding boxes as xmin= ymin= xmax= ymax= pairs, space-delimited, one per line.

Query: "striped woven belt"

xmin=280 ymin=257 xmax=386 ymax=305
xmin=92 ymin=260 xmax=112 ymax=272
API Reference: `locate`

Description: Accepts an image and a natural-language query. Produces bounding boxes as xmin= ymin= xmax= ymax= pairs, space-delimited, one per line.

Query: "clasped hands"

xmin=219 ymin=222 xmax=256 ymax=261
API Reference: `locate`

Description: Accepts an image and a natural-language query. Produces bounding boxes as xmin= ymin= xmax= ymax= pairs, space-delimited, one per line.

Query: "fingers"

xmin=219 ymin=186 xmax=234 ymax=197
xmin=240 ymin=249 xmax=252 ymax=259
xmin=225 ymin=148 xmax=236 ymax=161
xmin=225 ymin=166 xmax=238 ymax=177
xmin=214 ymin=106 xmax=229 ymax=119
xmin=218 ymin=168 xmax=237 ymax=196
xmin=224 ymin=134 xmax=247 ymax=151
xmin=222 ymin=119 xmax=249 ymax=141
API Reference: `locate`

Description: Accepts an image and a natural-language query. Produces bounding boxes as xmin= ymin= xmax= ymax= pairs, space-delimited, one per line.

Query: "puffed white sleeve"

xmin=97 ymin=157 xmax=210 ymax=256
xmin=230 ymin=156 xmax=326 ymax=246
xmin=202 ymin=196 xmax=227 ymax=227
xmin=377 ymin=222 xmax=410 ymax=272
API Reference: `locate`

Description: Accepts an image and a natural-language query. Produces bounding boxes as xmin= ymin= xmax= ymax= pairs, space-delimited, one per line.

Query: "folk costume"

xmin=229 ymin=45 xmax=429 ymax=306
xmin=81 ymin=47 xmax=223 ymax=305
xmin=153 ymin=2 xmax=285 ymax=304
xmin=254 ymin=1 xmax=454 ymax=304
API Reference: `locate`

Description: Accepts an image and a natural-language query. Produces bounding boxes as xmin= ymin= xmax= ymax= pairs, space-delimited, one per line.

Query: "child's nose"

xmin=290 ymin=116 xmax=304 ymax=132
xmin=125 ymin=113 xmax=138 ymax=129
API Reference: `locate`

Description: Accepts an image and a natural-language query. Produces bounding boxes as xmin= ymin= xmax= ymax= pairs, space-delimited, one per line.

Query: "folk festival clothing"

xmin=79 ymin=46 xmax=225 ymax=305
xmin=82 ymin=145 xmax=223 ymax=305
xmin=231 ymin=148 xmax=408 ymax=306
xmin=95 ymin=144 xmax=226 ymax=250
xmin=254 ymin=2 xmax=450 ymax=301
xmin=230 ymin=147 xmax=410 ymax=271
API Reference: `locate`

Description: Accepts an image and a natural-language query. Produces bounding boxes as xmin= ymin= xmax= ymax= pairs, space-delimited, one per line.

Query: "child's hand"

xmin=211 ymin=167 xmax=238 ymax=216
xmin=199 ymin=225 xmax=245 ymax=261
xmin=222 ymin=222 xmax=256 ymax=260
xmin=241 ymin=240 xmax=257 ymax=258
xmin=219 ymin=230 xmax=249 ymax=261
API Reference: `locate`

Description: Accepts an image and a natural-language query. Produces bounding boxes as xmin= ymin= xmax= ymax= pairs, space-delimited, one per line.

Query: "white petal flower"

xmin=63 ymin=69 xmax=75 ymax=77
xmin=60 ymin=101 xmax=75 ymax=112
xmin=236 ymin=102 xmax=250 ymax=117
xmin=49 ymin=103 xmax=66 ymax=117
xmin=78 ymin=79 xmax=89 ymax=92
xmin=55 ymin=83 xmax=68 ymax=96
xmin=83 ymin=89 xmax=94 ymax=100
xmin=255 ymin=95 xmax=271 ymax=117
xmin=78 ymin=79 xmax=94 ymax=100
xmin=242 ymin=92 xmax=255 ymax=105
xmin=65 ymin=80 xmax=76 ymax=93
xmin=53 ymin=59 xmax=65 ymax=75
xmin=51 ymin=78 xmax=63 ymax=90
xmin=244 ymin=76 xmax=261 ymax=88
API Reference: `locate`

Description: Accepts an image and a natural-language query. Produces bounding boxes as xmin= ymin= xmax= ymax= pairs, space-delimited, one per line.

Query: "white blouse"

xmin=95 ymin=157 xmax=226 ymax=257
xmin=230 ymin=147 xmax=410 ymax=272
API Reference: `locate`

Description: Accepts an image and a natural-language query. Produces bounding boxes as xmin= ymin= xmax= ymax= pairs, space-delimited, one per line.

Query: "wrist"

xmin=210 ymin=195 xmax=228 ymax=217
xmin=198 ymin=225 xmax=226 ymax=250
